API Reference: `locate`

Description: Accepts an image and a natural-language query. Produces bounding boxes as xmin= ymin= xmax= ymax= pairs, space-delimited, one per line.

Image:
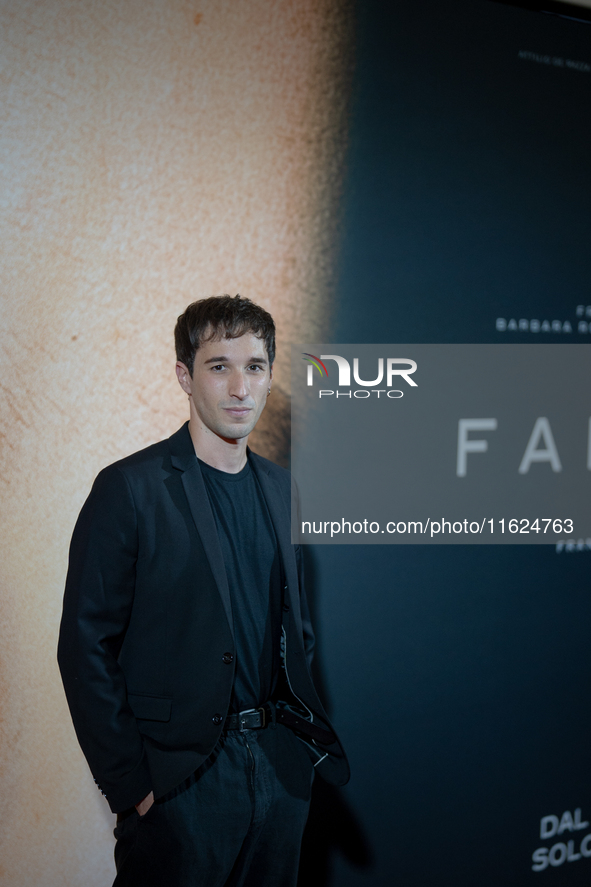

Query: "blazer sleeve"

xmin=57 ymin=465 xmax=153 ymax=813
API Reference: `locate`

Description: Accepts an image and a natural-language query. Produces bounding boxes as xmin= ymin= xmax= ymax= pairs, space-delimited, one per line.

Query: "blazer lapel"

xmin=249 ymin=452 xmax=304 ymax=639
xmin=168 ymin=424 xmax=234 ymax=638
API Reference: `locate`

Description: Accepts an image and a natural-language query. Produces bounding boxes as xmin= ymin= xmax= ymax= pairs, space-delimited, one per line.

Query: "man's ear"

xmin=176 ymin=361 xmax=192 ymax=395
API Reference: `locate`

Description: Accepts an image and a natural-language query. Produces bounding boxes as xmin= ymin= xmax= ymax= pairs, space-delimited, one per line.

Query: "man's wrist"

xmin=135 ymin=790 xmax=154 ymax=816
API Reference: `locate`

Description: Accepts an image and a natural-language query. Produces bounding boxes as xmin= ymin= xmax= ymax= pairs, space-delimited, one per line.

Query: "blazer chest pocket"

xmin=128 ymin=693 xmax=172 ymax=722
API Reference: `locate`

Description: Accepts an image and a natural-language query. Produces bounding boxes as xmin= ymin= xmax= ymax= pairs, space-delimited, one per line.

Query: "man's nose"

xmin=229 ymin=371 xmax=249 ymax=398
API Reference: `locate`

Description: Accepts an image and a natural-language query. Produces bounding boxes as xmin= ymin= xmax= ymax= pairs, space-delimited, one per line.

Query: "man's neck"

xmin=188 ymin=415 xmax=248 ymax=474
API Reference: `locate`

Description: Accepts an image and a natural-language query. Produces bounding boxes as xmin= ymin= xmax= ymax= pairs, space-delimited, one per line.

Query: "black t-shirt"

xmin=199 ymin=456 xmax=282 ymax=712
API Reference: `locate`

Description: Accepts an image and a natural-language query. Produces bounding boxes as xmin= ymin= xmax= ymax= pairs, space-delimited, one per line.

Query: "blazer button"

xmin=282 ymin=603 xmax=290 ymax=612
xmin=212 ymin=713 xmax=223 ymax=725
xmin=222 ymin=652 xmax=234 ymax=664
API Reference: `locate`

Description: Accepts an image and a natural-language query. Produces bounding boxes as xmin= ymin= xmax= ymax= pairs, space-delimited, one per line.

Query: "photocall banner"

xmin=292 ymin=344 xmax=591 ymax=544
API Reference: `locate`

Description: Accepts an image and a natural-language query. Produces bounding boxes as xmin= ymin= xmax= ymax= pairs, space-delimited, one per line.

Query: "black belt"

xmin=225 ymin=702 xmax=336 ymax=746
xmin=224 ymin=707 xmax=269 ymax=731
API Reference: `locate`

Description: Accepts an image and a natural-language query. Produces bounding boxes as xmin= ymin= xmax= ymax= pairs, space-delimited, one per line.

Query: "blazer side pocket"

xmin=128 ymin=693 xmax=172 ymax=722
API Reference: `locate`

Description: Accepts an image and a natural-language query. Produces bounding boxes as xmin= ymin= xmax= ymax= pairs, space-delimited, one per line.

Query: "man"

xmin=58 ymin=294 xmax=349 ymax=887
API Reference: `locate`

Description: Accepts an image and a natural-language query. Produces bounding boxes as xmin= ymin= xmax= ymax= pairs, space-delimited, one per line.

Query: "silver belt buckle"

xmin=238 ymin=707 xmax=258 ymax=732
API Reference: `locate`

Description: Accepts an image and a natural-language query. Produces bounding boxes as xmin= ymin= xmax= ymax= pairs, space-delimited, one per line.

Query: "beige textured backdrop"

xmin=0 ymin=1 xmax=351 ymax=883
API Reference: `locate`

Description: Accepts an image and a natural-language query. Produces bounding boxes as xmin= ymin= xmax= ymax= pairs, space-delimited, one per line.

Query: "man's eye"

xmin=248 ymin=364 xmax=263 ymax=371
xmin=212 ymin=364 xmax=225 ymax=371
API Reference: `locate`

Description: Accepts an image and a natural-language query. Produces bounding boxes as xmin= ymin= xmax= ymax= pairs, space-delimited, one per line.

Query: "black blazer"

xmin=58 ymin=423 xmax=349 ymax=813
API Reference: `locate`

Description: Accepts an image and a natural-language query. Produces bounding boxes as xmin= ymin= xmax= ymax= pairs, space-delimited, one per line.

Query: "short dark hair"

xmin=175 ymin=294 xmax=276 ymax=376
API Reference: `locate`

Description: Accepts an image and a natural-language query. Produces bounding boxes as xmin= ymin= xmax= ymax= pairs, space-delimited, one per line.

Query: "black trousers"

xmin=113 ymin=723 xmax=315 ymax=887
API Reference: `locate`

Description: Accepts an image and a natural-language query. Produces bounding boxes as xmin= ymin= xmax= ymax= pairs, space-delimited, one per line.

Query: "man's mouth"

xmin=223 ymin=407 xmax=252 ymax=418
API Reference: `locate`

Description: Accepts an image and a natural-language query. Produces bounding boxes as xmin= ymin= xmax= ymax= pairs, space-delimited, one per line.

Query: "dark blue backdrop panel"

xmin=333 ymin=0 xmax=591 ymax=344
xmin=308 ymin=545 xmax=591 ymax=886
xmin=304 ymin=1 xmax=591 ymax=885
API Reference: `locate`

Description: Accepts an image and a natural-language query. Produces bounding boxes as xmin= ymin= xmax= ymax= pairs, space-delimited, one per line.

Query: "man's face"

xmin=177 ymin=331 xmax=272 ymax=443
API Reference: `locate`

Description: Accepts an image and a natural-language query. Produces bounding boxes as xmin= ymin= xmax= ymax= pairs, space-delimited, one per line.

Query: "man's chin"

xmin=216 ymin=422 xmax=256 ymax=443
